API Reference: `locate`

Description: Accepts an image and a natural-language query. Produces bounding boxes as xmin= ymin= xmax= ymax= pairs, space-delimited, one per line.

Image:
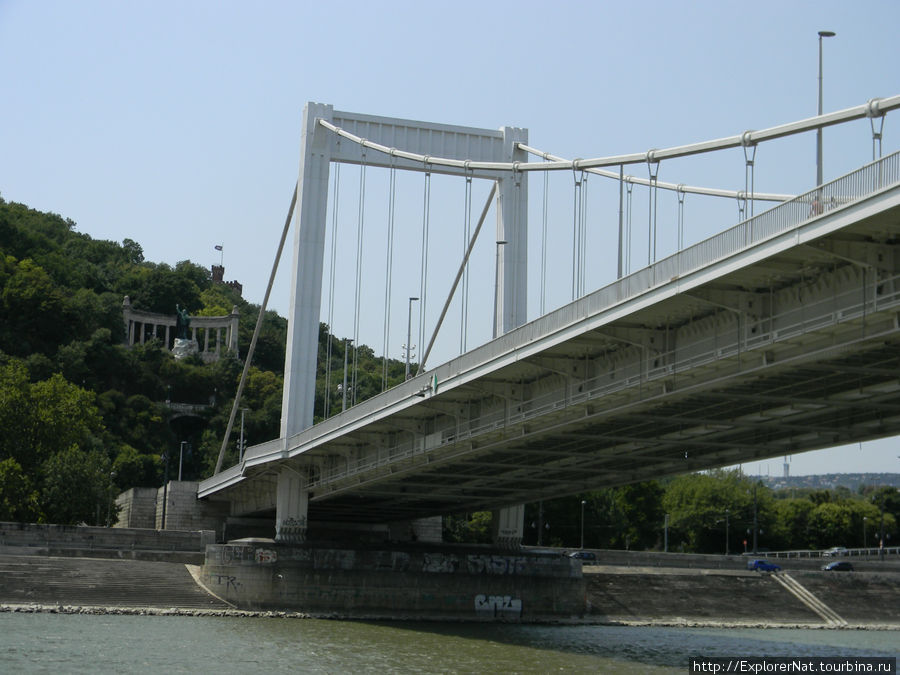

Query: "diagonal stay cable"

xmin=214 ymin=182 xmax=297 ymax=475
xmin=418 ymin=181 xmax=497 ymax=374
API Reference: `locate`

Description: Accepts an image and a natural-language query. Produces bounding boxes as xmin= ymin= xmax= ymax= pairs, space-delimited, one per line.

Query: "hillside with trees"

xmin=0 ymin=197 xmax=407 ymax=525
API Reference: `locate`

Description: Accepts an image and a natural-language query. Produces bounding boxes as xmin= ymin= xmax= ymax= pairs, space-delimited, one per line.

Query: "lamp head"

xmin=818 ymin=30 xmax=836 ymax=38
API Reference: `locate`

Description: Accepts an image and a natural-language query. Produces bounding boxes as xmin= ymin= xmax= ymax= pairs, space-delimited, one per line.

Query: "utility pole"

xmin=580 ymin=500 xmax=586 ymax=550
xmin=752 ymin=483 xmax=759 ymax=554
xmin=178 ymin=441 xmax=186 ymax=481
xmin=725 ymin=508 xmax=730 ymax=555
xmin=405 ymin=297 xmax=419 ymax=380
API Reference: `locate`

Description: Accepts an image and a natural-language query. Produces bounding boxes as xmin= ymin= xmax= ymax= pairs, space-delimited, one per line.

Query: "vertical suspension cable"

xmin=541 ymin=159 xmax=549 ymax=314
xmin=323 ymin=164 xmax=341 ymax=418
xmin=351 ymin=150 xmax=367 ymax=406
xmin=460 ymin=167 xmax=472 ymax=353
xmin=418 ymin=168 xmax=431 ymax=372
xmin=870 ymin=114 xmax=885 ymax=160
xmin=676 ymin=185 xmax=685 ymax=251
xmin=579 ymin=171 xmax=588 ymax=296
xmin=617 ymin=165 xmax=624 ymax=279
xmin=511 ymin=164 xmax=522 ymax=325
xmin=743 ymin=141 xmax=757 ymax=218
xmin=571 ymin=166 xmax=582 ymax=301
xmin=381 ymin=162 xmax=396 ymax=391
xmin=646 ymin=155 xmax=660 ymax=264
xmin=625 ymin=180 xmax=634 ymax=275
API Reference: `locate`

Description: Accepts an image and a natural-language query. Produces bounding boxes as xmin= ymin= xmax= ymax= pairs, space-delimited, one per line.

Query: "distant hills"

xmin=760 ymin=473 xmax=900 ymax=491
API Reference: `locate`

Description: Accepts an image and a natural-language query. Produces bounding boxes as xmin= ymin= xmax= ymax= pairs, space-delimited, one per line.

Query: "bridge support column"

xmin=275 ymin=468 xmax=308 ymax=544
xmin=492 ymin=504 xmax=524 ymax=549
xmin=282 ymin=102 xmax=334 ymax=437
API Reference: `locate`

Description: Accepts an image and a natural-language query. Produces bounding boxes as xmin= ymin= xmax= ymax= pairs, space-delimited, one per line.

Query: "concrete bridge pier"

xmin=493 ymin=505 xmax=525 ymax=549
xmin=274 ymin=468 xmax=308 ymax=544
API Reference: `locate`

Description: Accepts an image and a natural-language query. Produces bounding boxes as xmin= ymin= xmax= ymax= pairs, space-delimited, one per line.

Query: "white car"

xmin=822 ymin=546 xmax=849 ymax=557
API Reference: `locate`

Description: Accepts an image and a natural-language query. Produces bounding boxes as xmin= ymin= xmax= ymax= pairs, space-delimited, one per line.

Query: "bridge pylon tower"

xmin=278 ymin=103 xmax=529 ymax=544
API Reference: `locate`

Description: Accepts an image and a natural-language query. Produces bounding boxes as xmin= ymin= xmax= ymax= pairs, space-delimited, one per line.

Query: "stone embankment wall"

xmin=584 ymin=565 xmax=900 ymax=626
xmin=116 ymin=482 xmax=230 ymax=536
xmin=0 ymin=521 xmax=215 ymax=563
xmin=201 ymin=542 xmax=585 ymax=621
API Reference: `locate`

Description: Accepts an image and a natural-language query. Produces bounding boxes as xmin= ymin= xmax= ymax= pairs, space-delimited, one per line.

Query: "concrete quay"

xmin=200 ymin=541 xmax=585 ymax=622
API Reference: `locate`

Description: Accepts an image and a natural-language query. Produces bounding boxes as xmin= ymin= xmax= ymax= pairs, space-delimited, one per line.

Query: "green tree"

xmin=40 ymin=445 xmax=118 ymax=525
xmin=0 ymin=458 xmax=38 ymax=522
xmin=662 ymin=470 xmax=772 ymax=554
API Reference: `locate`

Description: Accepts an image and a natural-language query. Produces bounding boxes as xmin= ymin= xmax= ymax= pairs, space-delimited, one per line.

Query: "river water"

xmin=1 ymin=613 xmax=896 ymax=673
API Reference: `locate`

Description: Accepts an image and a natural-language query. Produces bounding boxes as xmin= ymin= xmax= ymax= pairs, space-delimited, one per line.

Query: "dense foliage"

xmin=446 ymin=471 xmax=897 ymax=554
xmin=0 ymin=198 xmax=407 ymax=524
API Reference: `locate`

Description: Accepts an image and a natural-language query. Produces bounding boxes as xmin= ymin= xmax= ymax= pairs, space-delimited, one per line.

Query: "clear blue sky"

xmin=1 ymin=0 xmax=898 ymax=476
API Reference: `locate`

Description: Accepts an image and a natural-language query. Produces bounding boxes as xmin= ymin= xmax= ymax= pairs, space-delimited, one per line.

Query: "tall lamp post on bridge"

xmin=405 ymin=297 xmax=419 ymax=380
xmin=341 ymin=337 xmax=353 ymax=412
xmin=238 ymin=407 xmax=248 ymax=462
xmin=816 ymin=30 xmax=836 ymax=187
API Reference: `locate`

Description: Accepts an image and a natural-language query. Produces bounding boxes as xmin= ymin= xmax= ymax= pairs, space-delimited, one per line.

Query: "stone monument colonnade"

xmin=277 ymin=103 xmax=529 ymax=546
xmin=122 ymin=296 xmax=240 ymax=362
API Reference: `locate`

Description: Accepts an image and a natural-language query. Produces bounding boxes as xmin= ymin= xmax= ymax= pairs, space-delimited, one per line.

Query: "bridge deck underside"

xmin=212 ymin=190 xmax=900 ymax=524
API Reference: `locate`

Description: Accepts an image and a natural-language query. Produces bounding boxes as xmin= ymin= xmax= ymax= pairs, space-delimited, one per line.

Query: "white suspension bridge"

xmin=199 ymin=96 xmax=900 ymax=547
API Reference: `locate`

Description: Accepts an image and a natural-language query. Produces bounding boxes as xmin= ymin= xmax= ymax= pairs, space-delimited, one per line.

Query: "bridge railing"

xmin=286 ymin=153 xmax=900 ymax=490
xmin=313 ymin=270 xmax=900 ymax=488
xmin=433 ymin=151 xmax=900 ymax=397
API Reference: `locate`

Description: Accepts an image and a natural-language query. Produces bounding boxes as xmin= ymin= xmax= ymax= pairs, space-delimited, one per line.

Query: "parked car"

xmin=747 ymin=559 xmax=781 ymax=572
xmin=822 ymin=561 xmax=853 ymax=572
xmin=822 ymin=546 xmax=849 ymax=557
xmin=569 ymin=551 xmax=597 ymax=561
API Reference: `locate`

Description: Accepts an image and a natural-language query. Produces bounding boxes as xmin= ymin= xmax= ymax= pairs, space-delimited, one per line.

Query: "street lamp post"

xmin=178 ymin=441 xmax=186 ymax=481
xmin=342 ymin=337 xmax=353 ymax=412
xmin=863 ymin=516 xmax=868 ymax=549
xmin=664 ymin=513 xmax=669 ymax=553
xmin=580 ymin=500 xmax=586 ymax=549
xmin=816 ymin=30 xmax=836 ymax=187
xmin=725 ymin=508 xmax=730 ymax=556
xmin=405 ymin=297 xmax=419 ymax=380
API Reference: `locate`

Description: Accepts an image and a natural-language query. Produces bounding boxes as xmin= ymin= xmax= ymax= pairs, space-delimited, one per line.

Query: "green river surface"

xmin=1 ymin=613 xmax=896 ymax=673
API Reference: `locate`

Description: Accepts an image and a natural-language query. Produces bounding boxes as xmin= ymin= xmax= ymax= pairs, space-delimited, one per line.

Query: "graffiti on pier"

xmin=211 ymin=545 xmax=256 ymax=565
xmin=474 ymin=594 xmax=522 ymax=618
xmin=209 ymin=574 xmax=241 ymax=592
xmin=466 ymin=554 xmax=527 ymax=576
xmin=375 ymin=551 xmax=410 ymax=572
xmin=255 ymin=548 xmax=277 ymax=564
xmin=314 ymin=548 xmax=356 ymax=570
xmin=277 ymin=516 xmax=307 ymax=544
xmin=422 ymin=552 xmax=460 ymax=573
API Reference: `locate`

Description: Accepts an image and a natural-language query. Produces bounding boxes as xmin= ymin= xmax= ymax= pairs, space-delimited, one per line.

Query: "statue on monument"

xmin=172 ymin=304 xmax=198 ymax=359
xmin=175 ymin=304 xmax=191 ymax=339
